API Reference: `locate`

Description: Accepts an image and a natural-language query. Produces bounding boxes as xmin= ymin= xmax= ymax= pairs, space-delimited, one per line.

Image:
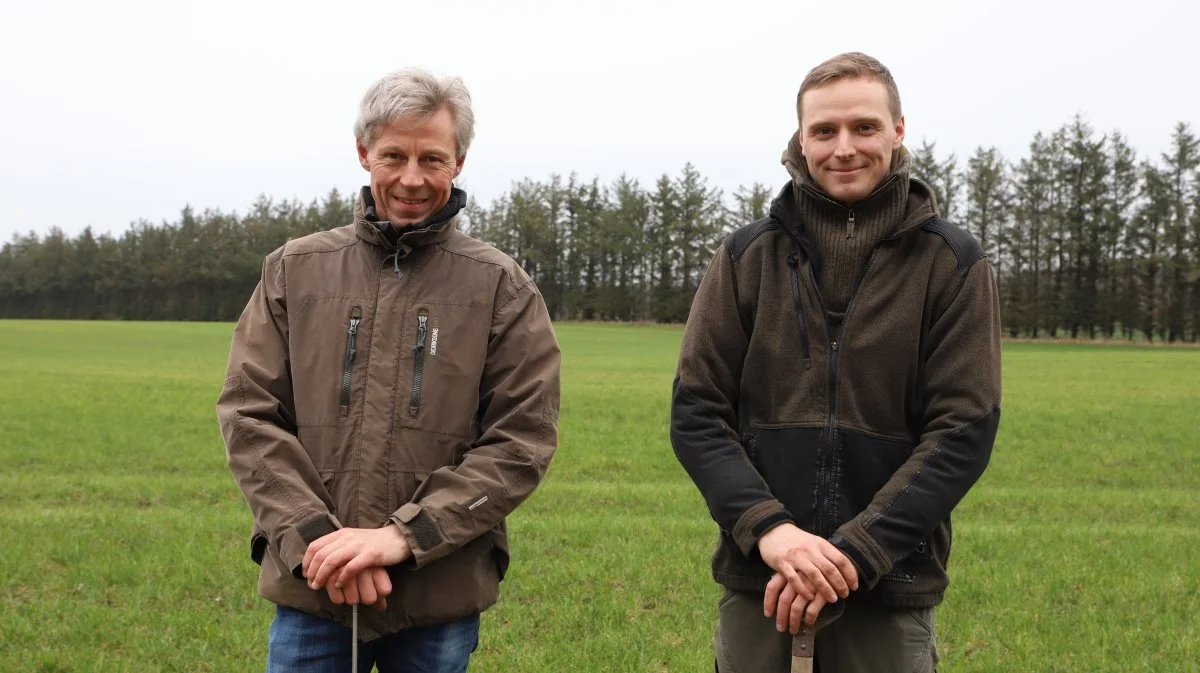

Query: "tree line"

xmin=2 ymin=117 xmax=1198 ymax=342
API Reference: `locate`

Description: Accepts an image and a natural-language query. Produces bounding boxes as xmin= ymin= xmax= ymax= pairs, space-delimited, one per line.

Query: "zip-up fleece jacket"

xmin=670 ymin=171 xmax=1001 ymax=608
xmin=217 ymin=188 xmax=560 ymax=639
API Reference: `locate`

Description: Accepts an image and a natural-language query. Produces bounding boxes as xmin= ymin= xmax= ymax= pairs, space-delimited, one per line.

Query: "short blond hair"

xmin=797 ymin=52 xmax=901 ymax=124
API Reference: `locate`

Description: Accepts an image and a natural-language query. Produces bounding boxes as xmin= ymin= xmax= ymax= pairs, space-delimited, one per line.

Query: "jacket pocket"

xmin=339 ymin=307 xmax=362 ymax=414
xmin=785 ymin=253 xmax=813 ymax=370
xmin=745 ymin=426 xmax=823 ymax=532
xmin=388 ymin=469 xmax=431 ymax=523
xmin=884 ymin=535 xmax=937 ymax=584
xmin=409 ymin=313 xmax=429 ymax=416
xmin=837 ymin=430 xmax=914 ymax=524
xmin=398 ymin=304 xmax=489 ymax=437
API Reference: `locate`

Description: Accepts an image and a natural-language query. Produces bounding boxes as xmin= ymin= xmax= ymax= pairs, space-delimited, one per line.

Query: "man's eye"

xmin=858 ymin=124 xmax=877 ymax=133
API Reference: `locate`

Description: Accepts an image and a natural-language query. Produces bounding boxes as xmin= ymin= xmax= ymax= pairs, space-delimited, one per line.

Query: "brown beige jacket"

xmin=217 ymin=188 xmax=560 ymax=639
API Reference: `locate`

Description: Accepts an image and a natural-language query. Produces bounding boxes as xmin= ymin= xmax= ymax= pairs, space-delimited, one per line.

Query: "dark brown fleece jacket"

xmin=670 ymin=141 xmax=1002 ymax=608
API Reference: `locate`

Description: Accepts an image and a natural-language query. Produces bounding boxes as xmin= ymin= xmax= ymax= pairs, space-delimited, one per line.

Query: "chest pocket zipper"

xmin=786 ymin=253 xmax=813 ymax=370
xmin=339 ymin=311 xmax=361 ymax=414
xmin=409 ymin=314 xmax=428 ymax=415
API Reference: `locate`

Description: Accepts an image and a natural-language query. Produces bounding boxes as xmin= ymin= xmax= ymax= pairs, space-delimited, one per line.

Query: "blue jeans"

xmin=266 ymin=605 xmax=480 ymax=673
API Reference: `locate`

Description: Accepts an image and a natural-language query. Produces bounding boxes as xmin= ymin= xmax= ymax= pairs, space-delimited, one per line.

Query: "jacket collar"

xmin=353 ymin=186 xmax=466 ymax=255
xmin=774 ymin=135 xmax=938 ymax=242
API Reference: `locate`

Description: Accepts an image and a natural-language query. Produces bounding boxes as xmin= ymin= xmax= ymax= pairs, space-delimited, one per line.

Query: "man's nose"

xmin=398 ymin=161 xmax=424 ymax=188
xmin=833 ymin=130 xmax=856 ymax=158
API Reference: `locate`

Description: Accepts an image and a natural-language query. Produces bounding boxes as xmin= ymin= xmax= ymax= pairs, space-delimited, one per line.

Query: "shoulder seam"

xmin=280 ymin=238 xmax=358 ymax=259
xmin=726 ymin=217 xmax=781 ymax=264
xmin=435 ymin=241 xmax=530 ymax=309
xmin=434 ymin=241 xmax=515 ymax=272
xmin=919 ymin=218 xmax=986 ymax=277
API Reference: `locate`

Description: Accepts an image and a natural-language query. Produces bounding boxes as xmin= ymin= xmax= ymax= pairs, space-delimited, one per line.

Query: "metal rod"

xmin=351 ymin=604 xmax=359 ymax=672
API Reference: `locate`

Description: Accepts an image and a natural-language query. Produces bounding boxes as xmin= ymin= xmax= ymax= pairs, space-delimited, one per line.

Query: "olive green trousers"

xmin=714 ymin=587 xmax=938 ymax=673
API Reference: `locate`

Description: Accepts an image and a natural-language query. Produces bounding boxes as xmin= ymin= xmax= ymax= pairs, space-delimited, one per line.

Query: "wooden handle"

xmin=790 ymin=629 xmax=815 ymax=673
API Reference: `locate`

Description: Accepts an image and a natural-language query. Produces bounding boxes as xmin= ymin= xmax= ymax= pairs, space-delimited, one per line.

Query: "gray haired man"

xmin=218 ymin=68 xmax=561 ymax=672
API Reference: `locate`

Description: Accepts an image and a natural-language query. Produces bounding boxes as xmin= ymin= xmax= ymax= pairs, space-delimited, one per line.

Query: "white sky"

xmin=1 ymin=0 xmax=1196 ymax=241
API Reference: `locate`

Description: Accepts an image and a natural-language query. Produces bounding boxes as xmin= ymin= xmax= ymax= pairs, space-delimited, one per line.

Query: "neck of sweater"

xmin=784 ymin=144 xmax=912 ymax=326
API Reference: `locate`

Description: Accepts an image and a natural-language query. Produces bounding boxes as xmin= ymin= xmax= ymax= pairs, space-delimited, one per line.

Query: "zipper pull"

xmin=846 ymin=211 xmax=856 ymax=239
xmin=831 ymin=341 xmax=839 ymax=352
xmin=348 ymin=317 xmax=359 ymax=335
xmin=415 ymin=315 xmax=428 ymax=350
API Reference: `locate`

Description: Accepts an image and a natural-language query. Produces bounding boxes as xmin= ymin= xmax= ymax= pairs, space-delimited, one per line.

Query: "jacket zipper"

xmin=799 ymin=207 xmax=930 ymax=535
xmin=806 ymin=263 xmax=837 ymax=535
xmin=785 ymin=253 xmax=813 ymax=370
xmin=792 ymin=183 xmax=926 ymax=534
xmin=409 ymin=314 xmax=428 ymax=415
xmin=339 ymin=311 xmax=361 ymax=413
xmin=825 ymin=214 xmax=941 ymax=456
xmin=817 ymin=242 xmax=887 ymax=535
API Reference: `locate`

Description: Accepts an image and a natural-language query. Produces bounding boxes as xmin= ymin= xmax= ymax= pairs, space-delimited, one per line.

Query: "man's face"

xmin=798 ymin=77 xmax=905 ymax=204
xmin=357 ymin=106 xmax=464 ymax=227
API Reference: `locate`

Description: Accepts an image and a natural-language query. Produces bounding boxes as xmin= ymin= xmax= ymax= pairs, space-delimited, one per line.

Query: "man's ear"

xmin=794 ymin=129 xmax=807 ymax=157
xmin=356 ymin=139 xmax=371 ymax=171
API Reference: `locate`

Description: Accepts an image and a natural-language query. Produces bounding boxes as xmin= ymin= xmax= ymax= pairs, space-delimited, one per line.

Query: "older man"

xmin=218 ymin=68 xmax=560 ymax=673
xmin=671 ymin=52 xmax=1001 ymax=671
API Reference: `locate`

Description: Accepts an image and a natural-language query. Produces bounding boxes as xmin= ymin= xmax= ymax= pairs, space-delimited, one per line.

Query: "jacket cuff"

xmin=283 ymin=513 xmax=340 ymax=579
xmin=391 ymin=503 xmax=448 ymax=568
xmin=732 ymin=500 xmax=794 ymax=557
xmin=279 ymin=531 xmax=307 ymax=580
xmin=831 ymin=520 xmax=892 ymax=590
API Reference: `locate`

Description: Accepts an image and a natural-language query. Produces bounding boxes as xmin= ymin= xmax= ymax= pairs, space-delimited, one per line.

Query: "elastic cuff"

xmin=828 ymin=533 xmax=878 ymax=587
xmin=751 ymin=510 xmax=796 ymax=540
xmin=731 ymin=500 xmax=791 ymax=556
xmin=831 ymin=522 xmax=892 ymax=590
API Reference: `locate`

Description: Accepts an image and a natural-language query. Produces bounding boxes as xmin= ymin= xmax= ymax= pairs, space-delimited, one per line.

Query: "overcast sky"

xmin=1 ymin=0 xmax=1196 ymax=242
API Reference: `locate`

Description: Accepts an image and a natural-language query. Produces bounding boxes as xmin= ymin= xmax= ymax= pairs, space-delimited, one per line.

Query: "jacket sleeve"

xmin=390 ymin=277 xmax=560 ymax=568
xmin=671 ymin=245 xmax=794 ymax=557
xmin=832 ymin=256 xmax=1002 ymax=589
xmin=216 ymin=249 xmax=339 ymax=578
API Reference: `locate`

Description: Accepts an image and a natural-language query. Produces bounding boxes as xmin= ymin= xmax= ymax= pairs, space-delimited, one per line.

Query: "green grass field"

xmin=1 ymin=320 xmax=1197 ymax=672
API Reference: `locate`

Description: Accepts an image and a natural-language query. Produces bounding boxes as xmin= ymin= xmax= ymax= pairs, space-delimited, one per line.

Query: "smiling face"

xmin=356 ymin=106 xmax=465 ymax=227
xmin=797 ymin=76 xmax=905 ymax=204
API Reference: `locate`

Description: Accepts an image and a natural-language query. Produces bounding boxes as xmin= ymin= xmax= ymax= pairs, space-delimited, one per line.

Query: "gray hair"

xmin=353 ymin=67 xmax=475 ymax=158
